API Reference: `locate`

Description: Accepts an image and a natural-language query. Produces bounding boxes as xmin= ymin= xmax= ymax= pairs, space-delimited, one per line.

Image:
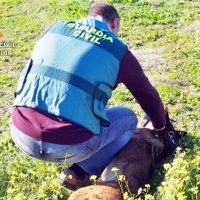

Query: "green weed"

xmin=0 ymin=0 xmax=200 ymax=199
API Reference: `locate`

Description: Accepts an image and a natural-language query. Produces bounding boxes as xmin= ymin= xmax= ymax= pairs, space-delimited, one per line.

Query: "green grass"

xmin=0 ymin=0 xmax=200 ymax=199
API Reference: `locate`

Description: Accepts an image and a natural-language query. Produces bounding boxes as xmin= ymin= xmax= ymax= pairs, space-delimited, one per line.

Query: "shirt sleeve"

xmin=115 ymin=49 xmax=166 ymax=129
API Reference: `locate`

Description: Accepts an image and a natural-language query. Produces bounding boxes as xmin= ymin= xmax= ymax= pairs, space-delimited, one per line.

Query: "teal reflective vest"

xmin=14 ymin=17 xmax=128 ymax=135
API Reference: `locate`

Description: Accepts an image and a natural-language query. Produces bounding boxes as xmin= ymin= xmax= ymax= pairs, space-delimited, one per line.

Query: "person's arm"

xmin=116 ymin=49 xmax=166 ymax=130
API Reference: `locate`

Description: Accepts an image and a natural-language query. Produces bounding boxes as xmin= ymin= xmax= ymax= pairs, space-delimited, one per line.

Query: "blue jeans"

xmin=10 ymin=106 xmax=138 ymax=177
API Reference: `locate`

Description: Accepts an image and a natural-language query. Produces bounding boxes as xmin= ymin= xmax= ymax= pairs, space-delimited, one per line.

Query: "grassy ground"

xmin=0 ymin=0 xmax=200 ymax=199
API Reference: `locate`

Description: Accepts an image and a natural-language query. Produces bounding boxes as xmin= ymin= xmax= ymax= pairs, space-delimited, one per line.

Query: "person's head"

xmin=88 ymin=2 xmax=120 ymax=35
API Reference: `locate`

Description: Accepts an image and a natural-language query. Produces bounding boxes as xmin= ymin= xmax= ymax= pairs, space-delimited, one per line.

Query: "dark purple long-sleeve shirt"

xmin=12 ymin=49 xmax=166 ymax=145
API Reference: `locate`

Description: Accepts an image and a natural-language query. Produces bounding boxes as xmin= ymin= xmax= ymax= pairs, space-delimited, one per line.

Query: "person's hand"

xmin=141 ymin=121 xmax=154 ymax=130
xmin=138 ymin=121 xmax=165 ymax=131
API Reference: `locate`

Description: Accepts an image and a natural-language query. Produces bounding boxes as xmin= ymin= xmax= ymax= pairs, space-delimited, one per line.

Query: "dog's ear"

xmin=164 ymin=107 xmax=170 ymax=123
xmin=164 ymin=107 xmax=168 ymax=114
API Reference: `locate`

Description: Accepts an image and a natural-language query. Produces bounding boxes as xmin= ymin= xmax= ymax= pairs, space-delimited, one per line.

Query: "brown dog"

xmin=68 ymin=111 xmax=186 ymax=200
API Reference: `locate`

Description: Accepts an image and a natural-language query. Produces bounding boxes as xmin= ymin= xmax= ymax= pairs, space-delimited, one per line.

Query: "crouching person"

xmin=10 ymin=2 xmax=166 ymax=190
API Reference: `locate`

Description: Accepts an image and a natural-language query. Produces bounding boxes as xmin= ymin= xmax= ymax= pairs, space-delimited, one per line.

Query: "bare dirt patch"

xmin=190 ymin=0 xmax=200 ymax=6
xmin=182 ymin=20 xmax=200 ymax=33
xmin=130 ymin=47 xmax=169 ymax=86
xmin=130 ymin=47 xmax=168 ymax=68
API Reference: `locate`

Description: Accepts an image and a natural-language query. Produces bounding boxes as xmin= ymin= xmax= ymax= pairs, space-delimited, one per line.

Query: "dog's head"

xmin=141 ymin=107 xmax=187 ymax=160
xmin=158 ymin=108 xmax=187 ymax=158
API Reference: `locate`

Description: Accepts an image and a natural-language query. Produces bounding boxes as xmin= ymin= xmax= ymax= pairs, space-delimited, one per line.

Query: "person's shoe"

xmin=57 ymin=168 xmax=90 ymax=190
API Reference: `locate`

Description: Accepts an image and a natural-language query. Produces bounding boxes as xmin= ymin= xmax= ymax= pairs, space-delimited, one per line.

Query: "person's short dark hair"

xmin=88 ymin=2 xmax=120 ymax=22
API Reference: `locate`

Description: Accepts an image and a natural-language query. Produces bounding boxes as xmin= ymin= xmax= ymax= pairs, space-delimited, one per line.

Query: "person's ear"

xmin=113 ymin=18 xmax=119 ymax=27
xmin=112 ymin=18 xmax=120 ymax=34
xmin=108 ymin=18 xmax=120 ymax=35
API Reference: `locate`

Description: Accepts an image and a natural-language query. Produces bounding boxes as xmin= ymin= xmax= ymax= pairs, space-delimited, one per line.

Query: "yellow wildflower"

xmin=163 ymin=163 xmax=171 ymax=170
xmin=145 ymin=184 xmax=150 ymax=189
xmin=90 ymin=175 xmax=97 ymax=181
xmin=28 ymin=168 xmax=36 ymax=175
xmin=138 ymin=187 xmax=143 ymax=195
xmin=145 ymin=194 xmax=155 ymax=200
xmin=111 ymin=167 xmax=119 ymax=172
xmin=39 ymin=193 xmax=48 ymax=198
xmin=118 ymin=175 xmax=126 ymax=182
xmin=7 ymin=187 xmax=15 ymax=194
xmin=157 ymin=186 xmax=164 ymax=193
xmin=68 ymin=174 xmax=73 ymax=179
xmin=14 ymin=193 xmax=26 ymax=200
xmin=10 ymin=178 xmax=15 ymax=184
xmin=123 ymin=192 xmax=129 ymax=200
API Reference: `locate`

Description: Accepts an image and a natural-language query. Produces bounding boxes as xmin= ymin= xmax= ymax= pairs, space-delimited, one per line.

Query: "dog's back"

xmin=101 ymin=128 xmax=167 ymax=195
